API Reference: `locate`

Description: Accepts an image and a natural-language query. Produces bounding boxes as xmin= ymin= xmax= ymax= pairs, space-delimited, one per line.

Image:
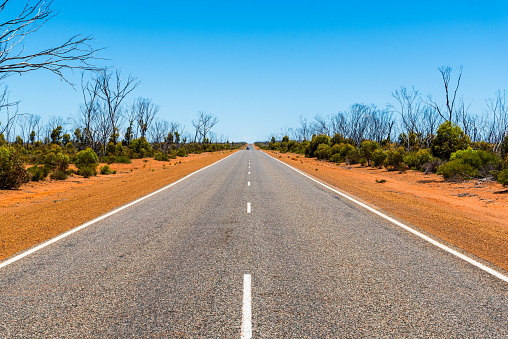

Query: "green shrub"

xmin=115 ymin=155 xmax=131 ymax=164
xmin=305 ymin=134 xmax=330 ymax=158
xmin=129 ymin=137 xmax=152 ymax=158
xmin=0 ymin=146 xmax=30 ymax=189
xmin=404 ymin=149 xmax=433 ymax=171
xmin=384 ymin=147 xmax=407 ymax=172
xmin=102 ymin=155 xmax=116 ymax=164
xmin=176 ymin=148 xmax=187 ymax=157
xmin=75 ymin=148 xmax=99 ymax=178
xmin=106 ymin=142 xmax=117 ymax=155
xmin=50 ymin=170 xmax=68 ymax=180
xmin=437 ymin=161 xmax=477 ymax=181
xmin=372 ymin=149 xmax=387 ymax=168
xmin=315 ymin=144 xmax=332 ymax=160
xmin=331 ymin=133 xmax=345 ymax=146
xmin=27 ymin=165 xmax=50 ymax=181
xmin=430 ymin=121 xmax=470 ymax=160
xmin=450 ymin=149 xmax=500 ymax=170
xmin=100 ymin=164 xmax=112 ymax=175
xmin=438 ymin=148 xmax=501 ymax=180
xmin=360 ymin=140 xmax=380 ymax=166
xmin=497 ymin=168 xmax=508 ymax=185
xmin=154 ymin=152 xmax=170 ymax=161
xmin=329 ymin=143 xmax=357 ymax=163
xmin=501 ymin=134 xmax=508 ymax=160
xmin=345 ymin=147 xmax=361 ymax=165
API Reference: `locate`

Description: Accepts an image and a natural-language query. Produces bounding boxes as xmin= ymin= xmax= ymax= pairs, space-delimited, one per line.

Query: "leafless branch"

xmin=0 ymin=0 xmax=104 ymax=85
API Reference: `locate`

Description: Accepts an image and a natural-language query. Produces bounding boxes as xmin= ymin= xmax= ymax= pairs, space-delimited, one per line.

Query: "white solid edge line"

xmin=0 ymin=152 xmax=239 ymax=270
xmin=241 ymin=274 xmax=252 ymax=339
xmin=247 ymin=202 xmax=251 ymax=213
xmin=262 ymin=151 xmax=508 ymax=283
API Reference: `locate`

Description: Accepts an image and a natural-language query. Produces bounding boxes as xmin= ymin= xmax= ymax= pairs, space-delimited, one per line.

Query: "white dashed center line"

xmin=248 ymin=182 xmax=251 ymax=187
xmin=241 ymin=274 xmax=252 ymax=339
xmin=247 ymin=202 xmax=251 ymax=213
xmin=248 ymin=171 xmax=251 ymax=175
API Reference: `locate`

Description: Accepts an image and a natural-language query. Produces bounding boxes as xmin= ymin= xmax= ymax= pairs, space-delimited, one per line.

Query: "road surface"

xmin=1 ymin=147 xmax=507 ymax=337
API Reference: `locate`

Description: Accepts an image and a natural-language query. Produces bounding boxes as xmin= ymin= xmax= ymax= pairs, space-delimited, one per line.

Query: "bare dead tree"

xmin=389 ymin=86 xmax=427 ymax=149
xmin=295 ymin=114 xmax=310 ymax=141
xmin=425 ymin=66 xmax=463 ymax=122
xmin=72 ymin=74 xmax=101 ymax=150
xmin=131 ymin=97 xmax=159 ymax=139
xmin=485 ymin=90 xmax=508 ymax=153
xmin=0 ymin=85 xmax=20 ymax=137
xmin=149 ymin=118 xmax=168 ymax=147
xmin=94 ymin=69 xmax=140 ymax=144
xmin=0 ymin=0 xmax=103 ymax=84
xmin=192 ymin=111 xmax=218 ymax=143
xmin=421 ymin=106 xmax=442 ymax=148
xmin=311 ymin=114 xmax=330 ymax=136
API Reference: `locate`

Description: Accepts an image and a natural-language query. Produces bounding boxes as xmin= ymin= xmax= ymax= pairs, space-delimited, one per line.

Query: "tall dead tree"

xmin=192 ymin=111 xmax=218 ymax=143
xmin=0 ymin=0 xmax=102 ymax=137
xmin=426 ymin=66 xmax=463 ymax=122
xmin=0 ymin=86 xmax=19 ymax=137
xmin=486 ymin=90 xmax=508 ymax=153
xmin=94 ymin=69 xmax=140 ymax=144
xmin=296 ymin=114 xmax=310 ymax=141
xmin=131 ymin=97 xmax=159 ymax=139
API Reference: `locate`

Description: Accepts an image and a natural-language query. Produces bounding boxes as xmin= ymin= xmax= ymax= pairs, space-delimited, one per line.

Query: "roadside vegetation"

xmin=257 ymin=67 xmax=508 ymax=186
xmin=0 ymin=1 xmax=242 ymax=190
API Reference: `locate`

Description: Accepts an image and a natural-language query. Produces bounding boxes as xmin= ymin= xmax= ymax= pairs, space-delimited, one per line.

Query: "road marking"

xmin=247 ymin=202 xmax=251 ymax=213
xmin=241 ymin=274 xmax=252 ymax=339
xmin=263 ymin=152 xmax=508 ymax=283
xmin=248 ymin=171 xmax=251 ymax=175
xmin=0 ymin=152 xmax=239 ymax=270
xmin=249 ymin=165 xmax=250 ymax=169
xmin=248 ymin=182 xmax=251 ymax=187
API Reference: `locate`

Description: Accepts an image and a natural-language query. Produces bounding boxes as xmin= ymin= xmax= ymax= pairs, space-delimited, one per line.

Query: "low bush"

xmin=437 ymin=161 xmax=476 ymax=181
xmin=372 ymin=149 xmax=387 ymax=168
xmin=360 ymin=140 xmax=380 ymax=166
xmin=315 ymin=144 xmax=332 ymax=160
xmin=115 ymin=155 xmax=131 ymax=164
xmin=404 ymin=149 xmax=433 ymax=171
xmin=75 ymin=148 xmax=99 ymax=178
xmin=497 ymin=168 xmax=508 ymax=186
xmin=438 ymin=148 xmax=501 ymax=180
xmin=384 ymin=147 xmax=407 ymax=172
xmin=176 ymin=148 xmax=187 ymax=157
xmin=345 ymin=148 xmax=361 ymax=165
xmin=154 ymin=152 xmax=169 ymax=161
xmin=27 ymin=165 xmax=50 ymax=181
xmin=50 ymin=170 xmax=68 ymax=180
xmin=100 ymin=164 xmax=113 ymax=175
xmin=305 ymin=134 xmax=330 ymax=158
xmin=0 ymin=146 xmax=30 ymax=189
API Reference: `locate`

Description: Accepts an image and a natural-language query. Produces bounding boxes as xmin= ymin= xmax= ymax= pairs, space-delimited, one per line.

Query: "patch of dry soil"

xmin=0 ymin=151 xmax=237 ymax=261
xmin=264 ymin=150 xmax=508 ymax=271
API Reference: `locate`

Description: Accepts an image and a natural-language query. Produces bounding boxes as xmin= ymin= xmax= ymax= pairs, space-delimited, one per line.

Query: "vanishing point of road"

xmin=1 ymin=146 xmax=507 ymax=337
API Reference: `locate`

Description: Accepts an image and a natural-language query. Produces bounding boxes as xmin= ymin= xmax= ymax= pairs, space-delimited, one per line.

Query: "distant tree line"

xmin=259 ymin=66 xmax=508 ymax=186
xmin=0 ymin=1 xmax=240 ymax=189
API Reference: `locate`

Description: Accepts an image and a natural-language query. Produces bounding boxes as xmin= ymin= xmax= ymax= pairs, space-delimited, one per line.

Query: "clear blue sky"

xmin=5 ymin=0 xmax=508 ymax=142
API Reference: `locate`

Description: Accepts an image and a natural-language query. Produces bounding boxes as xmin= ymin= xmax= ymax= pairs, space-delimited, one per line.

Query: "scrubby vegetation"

xmin=258 ymin=119 xmax=508 ymax=186
xmin=0 ymin=146 xmax=29 ymax=189
xmin=256 ymin=67 xmax=508 ymax=186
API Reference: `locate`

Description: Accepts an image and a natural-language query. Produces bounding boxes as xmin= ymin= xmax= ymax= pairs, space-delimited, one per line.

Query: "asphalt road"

xmin=1 ymin=147 xmax=507 ymax=338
